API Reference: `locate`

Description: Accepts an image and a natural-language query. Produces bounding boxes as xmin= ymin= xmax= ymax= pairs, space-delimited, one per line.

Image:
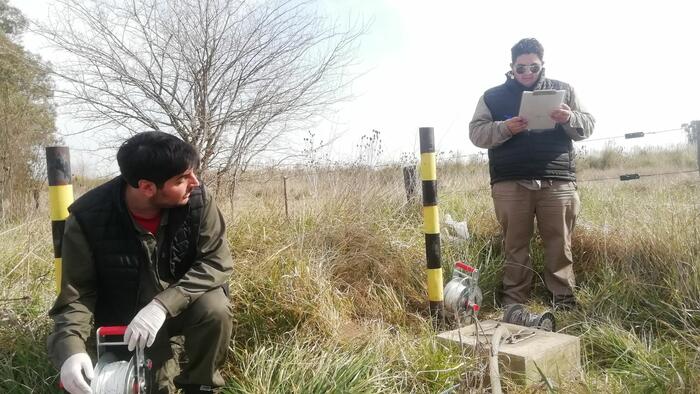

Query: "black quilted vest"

xmin=483 ymin=76 xmax=576 ymax=184
xmin=68 ymin=177 xmax=204 ymax=326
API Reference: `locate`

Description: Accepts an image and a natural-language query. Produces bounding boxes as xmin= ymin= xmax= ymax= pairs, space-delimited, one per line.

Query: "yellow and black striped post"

xmin=46 ymin=147 xmax=74 ymax=293
xmin=419 ymin=127 xmax=443 ymax=322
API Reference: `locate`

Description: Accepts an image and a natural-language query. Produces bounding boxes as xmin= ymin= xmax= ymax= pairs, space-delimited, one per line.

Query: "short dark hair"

xmin=117 ymin=131 xmax=200 ymax=188
xmin=511 ymin=38 xmax=544 ymax=63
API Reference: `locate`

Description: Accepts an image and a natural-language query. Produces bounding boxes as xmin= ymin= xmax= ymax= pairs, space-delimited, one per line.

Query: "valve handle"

xmin=97 ymin=325 xmax=128 ymax=337
xmin=455 ymin=261 xmax=476 ymax=273
xmin=465 ymin=300 xmax=480 ymax=312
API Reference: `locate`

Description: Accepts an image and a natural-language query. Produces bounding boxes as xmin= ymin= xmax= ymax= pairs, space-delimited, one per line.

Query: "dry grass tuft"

xmin=1 ymin=144 xmax=698 ymax=392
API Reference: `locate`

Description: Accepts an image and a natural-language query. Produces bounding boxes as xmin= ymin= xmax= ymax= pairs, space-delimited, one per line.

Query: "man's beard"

xmin=152 ymin=193 xmax=190 ymax=209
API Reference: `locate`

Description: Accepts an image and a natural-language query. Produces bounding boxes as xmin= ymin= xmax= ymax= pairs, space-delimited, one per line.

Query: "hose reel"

xmin=444 ymin=261 xmax=483 ymax=323
xmin=502 ymin=304 xmax=556 ymax=332
xmin=90 ymin=326 xmax=152 ymax=394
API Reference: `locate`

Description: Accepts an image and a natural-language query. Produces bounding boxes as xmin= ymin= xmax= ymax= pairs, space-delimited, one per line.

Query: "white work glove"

xmin=124 ymin=299 xmax=168 ymax=351
xmin=60 ymin=352 xmax=93 ymax=394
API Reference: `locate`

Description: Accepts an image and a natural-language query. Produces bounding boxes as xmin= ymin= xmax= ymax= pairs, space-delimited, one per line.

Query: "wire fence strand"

xmin=580 ymin=127 xmax=684 ymax=143
xmin=224 ymin=123 xmax=697 ymax=189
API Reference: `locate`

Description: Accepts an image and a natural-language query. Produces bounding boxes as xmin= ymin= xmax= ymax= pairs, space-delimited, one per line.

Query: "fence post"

xmin=283 ymin=176 xmax=289 ymax=220
xmin=402 ymin=165 xmax=417 ymax=202
xmin=46 ymin=147 xmax=73 ymax=294
xmin=692 ymin=120 xmax=700 ymax=176
xmin=419 ymin=127 xmax=443 ymax=325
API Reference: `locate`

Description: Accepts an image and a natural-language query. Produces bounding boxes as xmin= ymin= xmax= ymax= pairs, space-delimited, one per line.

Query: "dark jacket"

xmin=67 ymin=177 xmax=204 ymax=326
xmin=47 ymin=177 xmax=233 ymax=368
xmin=469 ymin=71 xmax=595 ymax=184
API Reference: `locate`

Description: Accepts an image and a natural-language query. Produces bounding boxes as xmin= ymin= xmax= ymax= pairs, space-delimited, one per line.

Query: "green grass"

xmin=1 ymin=144 xmax=699 ymax=393
xmin=577 ymin=143 xmax=698 ymax=171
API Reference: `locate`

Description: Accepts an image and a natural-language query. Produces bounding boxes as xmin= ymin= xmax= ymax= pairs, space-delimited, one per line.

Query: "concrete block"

xmin=437 ymin=320 xmax=581 ymax=386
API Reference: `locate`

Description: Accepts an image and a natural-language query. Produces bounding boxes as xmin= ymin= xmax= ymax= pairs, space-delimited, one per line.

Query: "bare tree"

xmin=36 ymin=0 xmax=363 ymax=193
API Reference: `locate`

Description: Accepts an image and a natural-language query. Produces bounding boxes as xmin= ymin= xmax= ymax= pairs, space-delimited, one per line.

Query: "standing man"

xmin=469 ymin=38 xmax=594 ymax=309
xmin=47 ymin=132 xmax=234 ymax=394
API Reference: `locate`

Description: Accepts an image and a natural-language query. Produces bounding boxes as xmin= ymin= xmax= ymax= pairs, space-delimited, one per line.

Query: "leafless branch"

xmin=33 ymin=0 xmax=366 ymax=187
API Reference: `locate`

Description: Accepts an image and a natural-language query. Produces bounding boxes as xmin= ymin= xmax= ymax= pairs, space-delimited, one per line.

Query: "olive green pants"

xmin=491 ymin=180 xmax=580 ymax=306
xmin=147 ymin=287 xmax=232 ymax=393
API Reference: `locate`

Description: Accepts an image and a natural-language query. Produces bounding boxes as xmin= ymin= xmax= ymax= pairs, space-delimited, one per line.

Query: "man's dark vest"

xmin=483 ymin=76 xmax=576 ymax=184
xmin=68 ymin=177 xmax=204 ymax=326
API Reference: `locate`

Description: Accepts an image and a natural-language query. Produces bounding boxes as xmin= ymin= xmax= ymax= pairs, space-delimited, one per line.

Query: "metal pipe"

xmin=46 ymin=146 xmax=73 ymax=293
xmin=419 ymin=127 xmax=443 ymax=323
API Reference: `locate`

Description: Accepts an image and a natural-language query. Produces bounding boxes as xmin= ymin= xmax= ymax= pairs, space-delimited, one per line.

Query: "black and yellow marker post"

xmin=46 ymin=147 xmax=73 ymax=293
xmin=419 ymin=127 xmax=443 ymax=323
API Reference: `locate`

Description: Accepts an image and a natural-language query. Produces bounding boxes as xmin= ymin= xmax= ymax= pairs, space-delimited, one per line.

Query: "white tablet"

xmin=518 ymin=89 xmax=566 ymax=130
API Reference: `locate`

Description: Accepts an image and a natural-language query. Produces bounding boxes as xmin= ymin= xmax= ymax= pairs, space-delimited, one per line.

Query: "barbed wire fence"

xmin=229 ymin=122 xmax=699 ymax=218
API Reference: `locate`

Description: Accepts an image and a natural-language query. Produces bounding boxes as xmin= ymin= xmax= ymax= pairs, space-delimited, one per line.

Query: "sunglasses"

xmin=514 ymin=63 xmax=542 ymax=74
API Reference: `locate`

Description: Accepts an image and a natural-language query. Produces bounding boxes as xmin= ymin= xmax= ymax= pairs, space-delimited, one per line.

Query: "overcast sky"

xmin=11 ymin=0 xmax=700 ymax=172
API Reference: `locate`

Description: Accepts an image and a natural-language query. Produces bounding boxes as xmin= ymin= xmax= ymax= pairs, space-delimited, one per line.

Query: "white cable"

xmin=489 ymin=325 xmax=508 ymax=394
xmin=91 ymin=360 xmax=130 ymax=394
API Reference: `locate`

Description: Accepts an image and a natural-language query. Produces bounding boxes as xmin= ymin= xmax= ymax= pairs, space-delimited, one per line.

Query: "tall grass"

xmin=1 ymin=145 xmax=698 ymax=393
xmin=0 ymin=213 xmax=58 ymax=393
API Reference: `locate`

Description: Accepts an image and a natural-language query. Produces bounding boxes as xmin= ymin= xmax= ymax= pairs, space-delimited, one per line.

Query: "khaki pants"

xmin=147 ymin=287 xmax=233 ymax=393
xmin=491 ymin=180 xmax=580 ymax=306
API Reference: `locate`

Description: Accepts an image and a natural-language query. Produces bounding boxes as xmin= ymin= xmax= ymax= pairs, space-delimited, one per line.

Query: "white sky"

xmin=11 ymin=0 xmax=700 ymax=172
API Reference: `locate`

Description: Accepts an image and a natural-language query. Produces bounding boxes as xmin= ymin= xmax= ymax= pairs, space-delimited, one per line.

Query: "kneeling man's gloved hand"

xmin=60 ymin=352 xmax=93 ymax=394
xmin=125 ymin=299 xmax=167 ymax=351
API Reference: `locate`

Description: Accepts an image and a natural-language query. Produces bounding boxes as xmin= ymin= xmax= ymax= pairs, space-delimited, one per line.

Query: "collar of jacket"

xmin=109 ymin=176 xmax=130 ymax=214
